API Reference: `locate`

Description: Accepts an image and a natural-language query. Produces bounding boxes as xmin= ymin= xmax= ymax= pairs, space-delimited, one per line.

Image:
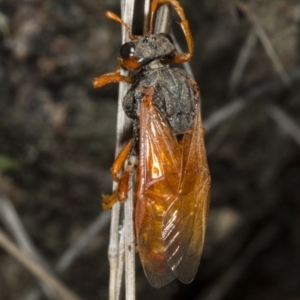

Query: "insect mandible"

xmin=93 ymin=0 xmax=211 ymax=288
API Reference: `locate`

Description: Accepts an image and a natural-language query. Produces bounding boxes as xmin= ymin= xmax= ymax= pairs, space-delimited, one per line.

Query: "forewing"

xmin=162 ymin=104 xmax=211 ymax=283
xmin=135 ymin=90 xmax=182 ymax=288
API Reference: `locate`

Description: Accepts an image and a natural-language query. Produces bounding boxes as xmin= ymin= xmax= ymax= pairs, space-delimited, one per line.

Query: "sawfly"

xmin=93 ymin=0 xmax=211 ymax=288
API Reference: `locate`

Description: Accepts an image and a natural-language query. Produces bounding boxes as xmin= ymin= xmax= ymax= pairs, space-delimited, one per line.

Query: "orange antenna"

xmin=106 ymin=11 xmax=137 ymax=40
xmin=148 ymin=1 xmax=159 ymax=34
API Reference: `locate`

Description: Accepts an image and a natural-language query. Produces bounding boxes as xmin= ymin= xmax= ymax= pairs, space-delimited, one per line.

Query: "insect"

xmin=93 ymin=0 xmax=211 ymax=288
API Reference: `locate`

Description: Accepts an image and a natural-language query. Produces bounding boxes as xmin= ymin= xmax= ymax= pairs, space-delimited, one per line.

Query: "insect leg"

xmin=102 ymin=139 xmax=133 ymax=210
xmin=110 ymin=139 xmax=133 ymax=182
xmin=117 ymin=154 xmax=138 ymax=202
xmin=116 ymin=121 xmax=139 ymax=203
xmin=102 ymin=154 xmax=138 ymax=210
xmin=93 ymin=68 xmax=134 ymax=88
xmin=149 ymin=0 xmax=194 ymax=63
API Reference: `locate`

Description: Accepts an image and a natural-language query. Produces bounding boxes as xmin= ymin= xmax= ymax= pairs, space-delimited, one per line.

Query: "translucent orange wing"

xmin=135 ymin=88 xmax=211 ymax=287
xmin=162 ymin=103 xmax=211 ymax=283
xmin=135 ymin=89 xmax=181 ymax=288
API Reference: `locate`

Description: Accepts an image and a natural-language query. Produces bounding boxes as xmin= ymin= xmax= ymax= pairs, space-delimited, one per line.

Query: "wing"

xmin=135 ymin=88 xmax=182 ymax=288
xmin=162 ymin=103 xmax=211 ymax=283
xmin=135 ymin=87 xmax=211 ymax=287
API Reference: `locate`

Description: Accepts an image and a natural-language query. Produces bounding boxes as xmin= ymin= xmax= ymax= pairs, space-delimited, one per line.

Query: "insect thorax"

xmin=123 ymin=64 xmax=199 ymax=135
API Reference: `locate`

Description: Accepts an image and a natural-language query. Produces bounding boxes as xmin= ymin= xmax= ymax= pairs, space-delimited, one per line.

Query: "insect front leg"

xmin=93 ymin=58 xmax=134 ymax=88
xmin=149 ymin=0 xmax=194 ymax=63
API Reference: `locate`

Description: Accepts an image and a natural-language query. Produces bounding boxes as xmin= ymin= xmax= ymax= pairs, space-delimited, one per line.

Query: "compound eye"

xmin=120 ymin=42 xmax=135 ymax=59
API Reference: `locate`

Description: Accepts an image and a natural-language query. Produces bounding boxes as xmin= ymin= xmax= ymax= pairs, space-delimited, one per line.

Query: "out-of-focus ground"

xmin=0 ymin=0 xmax=300 ymax=299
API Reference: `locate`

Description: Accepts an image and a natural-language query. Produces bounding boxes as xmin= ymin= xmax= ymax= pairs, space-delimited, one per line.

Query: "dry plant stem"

xmin=153 ymin=3 xmax=172 ymax=34
xmin=0 ymin=228 xmax=82 ymax=300
xmin=124 ymin=186 xmax=135 ymax=300
xmin=143 ymin=0 xmax=173 ymax=33
xmin=108 ymin=2 xmax=173 ymax=298
xmin=116 ymin=227 xmax=125 ymax=300
xmin=0 ymin=194 xmax=36 ymax=255
xmin=25 ymin=211 xmax=110 ymax=300
xmin=143 ymin=0 xmax=151 ymax=33
xmin=121 ymin=0 xmax=136 ymax=298
xmin=228 ymin=28 xmax=257 ymax=96
xmin=108 ymin=202 xmax=121 ymax=300
xmin=1 ymin=183 xmax=110 ymax=300
xmin=56 ymin=211 xmax=111 ymax=272
xmin=0 ymin=193 xmax=59 ymax=300
xmin=108 ymin=0 xmax=135 ymax=299
xmin=268 ymin=104 xmax=300 ymax=147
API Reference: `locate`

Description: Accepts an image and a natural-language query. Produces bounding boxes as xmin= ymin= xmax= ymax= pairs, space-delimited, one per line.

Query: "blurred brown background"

xmin=0 ymin=0 xmax=300 ymax=299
